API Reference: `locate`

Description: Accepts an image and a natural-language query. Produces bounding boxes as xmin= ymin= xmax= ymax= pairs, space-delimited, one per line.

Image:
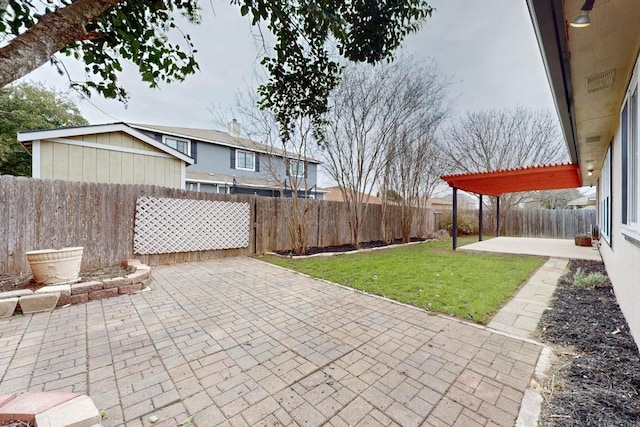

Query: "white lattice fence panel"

xmin=134 ymin=197 xmax=250 ymax=254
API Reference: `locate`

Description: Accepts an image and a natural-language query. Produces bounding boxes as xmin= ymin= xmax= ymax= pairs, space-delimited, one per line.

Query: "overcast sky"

xmin=19 ymin=0 xmax=559 ymax=191
xmin=21 ymin=0 xmax=555 ymax=127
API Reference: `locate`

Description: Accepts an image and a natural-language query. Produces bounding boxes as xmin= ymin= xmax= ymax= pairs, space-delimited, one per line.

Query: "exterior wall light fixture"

xmin=570 ymin=0 xmax=595 ymax=28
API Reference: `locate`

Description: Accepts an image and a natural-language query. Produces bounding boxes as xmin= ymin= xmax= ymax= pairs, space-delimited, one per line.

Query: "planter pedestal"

xmin=25 ymin=247 xmax=84 ymax=285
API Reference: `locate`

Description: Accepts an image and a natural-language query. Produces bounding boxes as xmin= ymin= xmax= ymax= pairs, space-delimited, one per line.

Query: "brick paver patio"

xmin=0 ymin=258 xmax=543 ymax=426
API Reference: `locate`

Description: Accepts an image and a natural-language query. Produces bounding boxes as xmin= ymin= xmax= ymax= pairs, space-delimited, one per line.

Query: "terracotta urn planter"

xmin=574 ymin=234 xmax=592 ymax=247
xmin=25 ymin=247 xmax=84 ymax=285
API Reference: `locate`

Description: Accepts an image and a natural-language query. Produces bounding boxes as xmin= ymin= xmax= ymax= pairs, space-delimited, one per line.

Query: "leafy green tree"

xmin=0 ymin=82 xmax=88 ymax=176
xmin=0 ymin=0 xmax=433 ymax=139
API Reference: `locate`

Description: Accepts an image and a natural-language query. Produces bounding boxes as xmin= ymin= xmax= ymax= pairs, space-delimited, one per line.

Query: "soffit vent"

xmin=585 ymin=135 xmax=601 ymax=144
xmin=587 ymin=69 xmax=616 ymax=93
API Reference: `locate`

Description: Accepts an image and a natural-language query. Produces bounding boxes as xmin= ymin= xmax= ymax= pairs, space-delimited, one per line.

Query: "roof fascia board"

xmin=18 ymin=123 xmax=194 ymax=165
xmin=527 ymin=0 xmax=579 ymax=164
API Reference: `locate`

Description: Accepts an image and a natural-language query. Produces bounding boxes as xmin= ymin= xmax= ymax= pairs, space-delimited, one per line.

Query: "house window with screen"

xmin=236 ymin=150 xmax=255 ymax=171
xmin=162 ymin=136 xmax=190 ymax=155
xmin=600 ymin=146 xmax=612 ymax=243
xmin=289 ymin=160 xmax=305 ymax=177
xmin=621 ymin=59 xmax=640 ymax=238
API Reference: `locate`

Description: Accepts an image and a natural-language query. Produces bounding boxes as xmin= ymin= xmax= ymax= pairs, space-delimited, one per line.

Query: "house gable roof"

xmin=129 ymin=123 xmax=322 ymax=164
xmin=18 ymin=123 xmax=194 ymax=164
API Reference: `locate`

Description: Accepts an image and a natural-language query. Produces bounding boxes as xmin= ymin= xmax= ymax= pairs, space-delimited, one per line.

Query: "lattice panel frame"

xmin=134 ymin=197 xmax=250 ymax=254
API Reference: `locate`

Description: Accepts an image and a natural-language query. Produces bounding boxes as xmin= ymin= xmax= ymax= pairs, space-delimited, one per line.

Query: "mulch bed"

xmin=0 ymin=265 xmax=132 ymax=293
xmin=537 ymin=259 xmax=640 ymax=426
xmin=275 ymin=237 xmax=428 ymax=256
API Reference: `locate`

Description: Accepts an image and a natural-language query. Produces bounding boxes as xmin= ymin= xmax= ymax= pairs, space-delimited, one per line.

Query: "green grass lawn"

xmin=260 ymin=237 xmax=545 ymax=324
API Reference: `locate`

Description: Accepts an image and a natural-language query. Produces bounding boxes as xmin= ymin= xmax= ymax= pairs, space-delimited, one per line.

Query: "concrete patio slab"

xmin=0 ymin=257 xmax=546 ymax=427
xmin=458 ymin=237 xmax=602 ymax=261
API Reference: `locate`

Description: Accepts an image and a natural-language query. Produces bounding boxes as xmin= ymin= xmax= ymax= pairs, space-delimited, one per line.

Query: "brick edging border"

xmin=0 ymin=259 xmax=152 ymax=317
xmin=0 ymin=392 xmax=101 ymax=426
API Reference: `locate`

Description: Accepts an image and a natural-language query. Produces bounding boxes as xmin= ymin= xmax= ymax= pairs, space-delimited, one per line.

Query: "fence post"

xmin=253 ymin=196 xmax=258 ymax=254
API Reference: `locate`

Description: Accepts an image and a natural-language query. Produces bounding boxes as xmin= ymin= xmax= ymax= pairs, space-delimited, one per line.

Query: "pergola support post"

xmin=452 ymin=187 xmax=458 ymax=250
xmin=478 ymin=194 xmax=483 ymax=241
xmin=496 ymin=196 xmax=501 ymax=237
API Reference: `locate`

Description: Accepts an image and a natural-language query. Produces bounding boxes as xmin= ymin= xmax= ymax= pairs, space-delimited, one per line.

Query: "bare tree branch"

xmin=323 ymin=57 xmax=451 ymax=245
xmin=438 ymin=108 xmax=568 ymax=227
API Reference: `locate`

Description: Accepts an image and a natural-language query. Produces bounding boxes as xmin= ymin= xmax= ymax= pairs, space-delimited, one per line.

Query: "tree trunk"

xmin=0 ymin=0 xmax=124 ymax=87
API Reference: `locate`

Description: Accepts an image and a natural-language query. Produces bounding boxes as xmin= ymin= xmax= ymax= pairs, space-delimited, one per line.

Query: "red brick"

xmin=58 ymin=294 xmax=89 ymax=306
xmin=126 ymin=270 xmax=150 ymax=283
xmin=88 ymin=288 xmax=119 ymax=301
xmin=118 ymin=283 xmax=141 ymax=294
xmin=71 ymin=281 xmax=103 ymax=295
xmin=102 ymin=277 xmax=132 ymax=289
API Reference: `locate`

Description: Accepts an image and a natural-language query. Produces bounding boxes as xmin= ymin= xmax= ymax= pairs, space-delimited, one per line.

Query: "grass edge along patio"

xmin=261 ymin=237 xmax=545 ymax=324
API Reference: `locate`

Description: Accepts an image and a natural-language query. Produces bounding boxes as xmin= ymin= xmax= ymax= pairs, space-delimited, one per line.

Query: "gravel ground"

xmin=537 ymin=259 xmax=640 ymax=426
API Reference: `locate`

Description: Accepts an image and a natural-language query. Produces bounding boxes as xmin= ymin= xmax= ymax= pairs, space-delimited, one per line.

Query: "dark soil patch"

xmin=0 ymin=265 xmax=133 ymax=293
xmin=275 ymin=237 xmax=428 ymax=256
xmin=538 ymin=259 xmax=640 ymax=426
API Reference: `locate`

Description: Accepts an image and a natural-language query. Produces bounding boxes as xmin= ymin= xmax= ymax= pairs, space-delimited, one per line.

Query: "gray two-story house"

xmin=19 ymin=121 xmax=323 ymax=198
xmin=130 ymin=121 xmax=323 ymax=198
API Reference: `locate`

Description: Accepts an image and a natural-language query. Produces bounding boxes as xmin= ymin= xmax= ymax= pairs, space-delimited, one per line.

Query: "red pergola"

xmin=440 ymin=163 xmax=582 ymax=249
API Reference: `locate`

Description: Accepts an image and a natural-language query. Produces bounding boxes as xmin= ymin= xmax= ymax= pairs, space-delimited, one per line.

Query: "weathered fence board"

xmin=475 ymin=208 xmax=596 ymax=239
xmin=0 ymin=176 xmax=255 ymax=273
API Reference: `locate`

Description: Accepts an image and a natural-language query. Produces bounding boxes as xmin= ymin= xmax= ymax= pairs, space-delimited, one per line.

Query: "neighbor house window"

xmin=163 ymin=136 xmax=190 ymax=155
xmin=289 ymin=160 xmax=305 ymax=177
xmin=236 ymin=150 xmax=255 ymax=171
xmin=621 ymin=61 xmax=640 ymax=239
xmin=600 ymin=145 xmax=612 ymax=243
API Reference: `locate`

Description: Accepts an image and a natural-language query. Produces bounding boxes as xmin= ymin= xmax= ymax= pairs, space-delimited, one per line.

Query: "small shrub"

xmin=439 ymin=212 xmax=479 ymax=236
xmin=426 ymin=229 xmax=450 ymax=240
xmin=572 ymin=267 xmax=608 ymax=289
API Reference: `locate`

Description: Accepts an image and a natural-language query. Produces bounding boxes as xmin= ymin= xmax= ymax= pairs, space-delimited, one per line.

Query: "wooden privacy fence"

xmin=476 ymin=208 xmax=597 ymax=239
xmin=1 ymin=176 xmax=440 ymax=273
xmin=1 ymin=175 xmax=599 ymax=273
xmin=0 ymin=176 xmax=255 ymax=273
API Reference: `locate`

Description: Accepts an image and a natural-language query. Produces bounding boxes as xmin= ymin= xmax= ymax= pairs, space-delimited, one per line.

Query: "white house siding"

xmin=599 ymin=122 xmax=640 ymax=345
xmin=37 ymin=131 xmax=183 ymax=189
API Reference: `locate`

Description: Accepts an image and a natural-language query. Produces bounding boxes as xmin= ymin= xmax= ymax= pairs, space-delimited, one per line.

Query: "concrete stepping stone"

xmin=19 ymin=293 xmax=60 ymax=314
xmin=0 ymin=298 xmax=18 ymax=318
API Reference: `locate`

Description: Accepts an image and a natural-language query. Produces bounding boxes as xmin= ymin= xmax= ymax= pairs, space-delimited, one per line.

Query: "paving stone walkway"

xmin=488 ymin=258 xmax=568 ymax=338
xmin=0 ymin=257 xmax=544 ymax=426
